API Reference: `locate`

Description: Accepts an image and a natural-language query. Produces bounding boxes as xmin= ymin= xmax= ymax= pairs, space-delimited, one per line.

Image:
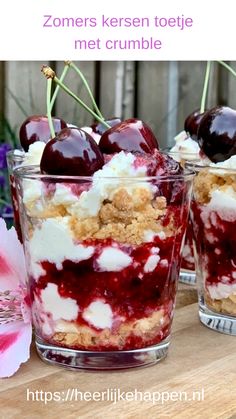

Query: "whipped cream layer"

xmin=32 ymin=284 xmax=119 ymax=334
xmin=82 ymin=300 xmax=113 ymax=329
xmin=27 ymin=216 xmax=169 ymax=280
xmin=97 ymin=246 xmax=133 ymax=272
xmin=23 ymin=151 xmax=154 ymax=219
xmin=200 ymin=187 xmax=236 ymax=226
xmin=207 ymin=280 xmax=236 ymax=300
xmin=208 ymin=155 xmax=236 ymax=174
xmin=27 ymin=217 xmax=95 ymax=278
xmin=170 ymin=130 xmax=200 ymax=161
xmin=24 ymin=142 xmax=46 ymax=165
xmin=11 ymin=142 xmax=46 ymax=168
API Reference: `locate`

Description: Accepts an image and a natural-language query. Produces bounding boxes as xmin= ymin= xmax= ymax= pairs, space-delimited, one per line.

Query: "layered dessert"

xmin=169 ymin=110 xmax=204 ymax=275
xmin=16 ymin=119 xmax=193 ymax=352
xmin=190 ymin=106 xmax=236 ymax=318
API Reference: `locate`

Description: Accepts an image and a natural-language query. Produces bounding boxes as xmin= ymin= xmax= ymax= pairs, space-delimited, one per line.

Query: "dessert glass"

xmin=189 ymin=163 xmax=236 ymax=335
xmin=168 ymin=148 xmax=200 ymax=285
xmin=0 ymin=158 xmax=13 ymax=228
xmin=15 ymin=165 xmax=194 ymax=369
xmin=6 ymin=150 xmax=25 ymax=242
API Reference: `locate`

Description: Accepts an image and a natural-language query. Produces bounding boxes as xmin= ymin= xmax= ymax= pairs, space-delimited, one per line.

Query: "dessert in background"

xmin=169 ymin=109 xmax=205 ymax=281
xmin=190 ymin=106 xmax=236 ymax=334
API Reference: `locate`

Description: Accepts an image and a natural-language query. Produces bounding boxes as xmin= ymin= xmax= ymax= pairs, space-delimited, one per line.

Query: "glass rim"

xmin=6 ymin=149 xmax=25 ymax=161
xmin=162 ymin=146 xmax=200 ymax=155
xmin=186 ymin=161 xmax=236 ymax=173
xmin=13 ymin=165 xmax=195 ymax=182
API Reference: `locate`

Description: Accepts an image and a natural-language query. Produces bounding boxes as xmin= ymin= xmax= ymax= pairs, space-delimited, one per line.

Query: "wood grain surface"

xmin=1 ymin=284 xmax=236 ymax=419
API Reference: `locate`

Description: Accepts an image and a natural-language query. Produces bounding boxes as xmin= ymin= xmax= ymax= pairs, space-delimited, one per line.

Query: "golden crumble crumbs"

xmin=26 ymin=186 xmax=179 ymax=245
xmin=69 ymin=188 xmax=170 ymax=245
xmin=26 ymin=203 xmax=67 ymax=218
xmin=53 ymin=309 xmax=168 ymax=350
xmin=193 ymin=169 xmax=236 ymax=204
xmin=205 ymin=293 xmax=236 ymax=316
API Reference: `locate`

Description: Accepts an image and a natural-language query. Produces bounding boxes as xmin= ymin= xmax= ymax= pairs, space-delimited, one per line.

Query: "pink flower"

xmin=0 ymin=218 xmax=32 ymax=378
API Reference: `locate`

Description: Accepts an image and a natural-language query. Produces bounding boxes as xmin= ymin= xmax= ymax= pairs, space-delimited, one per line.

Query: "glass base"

xmin=35 ymin=336 xmax=170 ymax=370
xmin=199 ymin=303 xmax=236 ymax=335
xmin=179 ymin=269 xmax=196 ymax=285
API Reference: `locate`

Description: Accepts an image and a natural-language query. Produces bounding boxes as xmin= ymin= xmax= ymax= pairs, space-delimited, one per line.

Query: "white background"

xmin=1 ymin=0 xmax=236 ymax=60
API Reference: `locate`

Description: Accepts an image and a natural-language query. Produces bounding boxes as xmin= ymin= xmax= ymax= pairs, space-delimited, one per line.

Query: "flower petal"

xmin=0 ymin=321 xmax=32 ymax=378
xmin=0 ymin=219 xmax=27 ymax=292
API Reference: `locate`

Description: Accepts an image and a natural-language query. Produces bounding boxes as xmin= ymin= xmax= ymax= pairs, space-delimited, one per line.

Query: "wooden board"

xmin=1 ymin=284 xmax=236 ymax=419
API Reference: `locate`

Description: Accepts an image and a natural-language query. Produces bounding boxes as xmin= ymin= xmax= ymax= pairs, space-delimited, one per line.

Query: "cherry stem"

xmin=54 ymin=76 xmax=110 ymax=128
xmin=46 ymin=78 xmax=55 ymax=138
xmin=50 ymin=63 xmax=70 ymax=111
xmin=200 ymin=61 xmax=211 ymax=113
xmin=41 ymin=65 xmax=110 ymax=129
xmin=69 ymin=62 xmax=104 ymax=120
xmin=218 ymin=60 xmax=236 ymax=78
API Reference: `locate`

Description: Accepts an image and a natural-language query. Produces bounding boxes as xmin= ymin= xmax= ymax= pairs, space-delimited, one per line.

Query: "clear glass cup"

xmin=167 ymin=148 xmax=200 ymax=285
xmin=15 ymin=165 xmax=194 ymax=370
xmin=188 ymin=163 xmax=236 ymax=335
xmin=6 ymin=150 xmax=25 ymax=242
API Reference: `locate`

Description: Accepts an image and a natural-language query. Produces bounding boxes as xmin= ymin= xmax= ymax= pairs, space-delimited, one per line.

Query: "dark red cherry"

xmin=198 ymin=106 xmax=236 ymax=163
xmin=99 ymin=118 xmax=159 ymax=154
xmin=184 ymin=109 xmax=205 ymax=141
xmin=40 ymin=128 xmax=104 ymax=176
xmin=19 ymin=115 xmax=67 ymax=152
xmin=91 ymin=117 xmax=121 ymax=135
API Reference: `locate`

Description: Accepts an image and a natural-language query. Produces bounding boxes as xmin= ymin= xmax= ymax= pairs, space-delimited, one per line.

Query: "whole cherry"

xmin=184 ymin=109 xmax=206 ymax=142
xmin=197 ymin=106 xmax=236 ymax=163
xmin=99 ymin=118 xmax=159 ymax=154
xmin=19 ymin=115 xmax=67 ymax=152
xmin=40 ymin=128 xmax=104 ymax=176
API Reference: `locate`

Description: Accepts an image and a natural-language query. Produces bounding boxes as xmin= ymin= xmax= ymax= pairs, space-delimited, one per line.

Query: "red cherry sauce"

xmin=181 ymin=217 xmax=195 ymax=271
xmin=30 ymin=204 xmax=188 ymax=351
xmin=191 ymin=201 xmax=236 ymax=293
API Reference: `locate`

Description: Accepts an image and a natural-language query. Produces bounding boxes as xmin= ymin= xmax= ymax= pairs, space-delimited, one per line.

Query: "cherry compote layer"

xmin=23 ymin=170 xmax=190 ymax=352
xmin=181 ymin=218 xmax=195 ymax=271
xmin=29 ymin=205 xmax=187 ymax=351
xmin=191 ymin=201 xmax=236 ymax=293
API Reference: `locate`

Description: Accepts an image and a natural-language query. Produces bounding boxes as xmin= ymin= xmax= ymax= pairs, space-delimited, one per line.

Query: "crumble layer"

xmin=205 ymin=293 xmax=236 ymax=316
xmin=193 ymin=169 xmax=236 ymax=205
xmin=51 ymin=309 xmax=169 ymax=350
xmin=26 ymin=186 xmax=178 ymax=246
xmin=69 ymin=188 xmax=170 ymax=245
